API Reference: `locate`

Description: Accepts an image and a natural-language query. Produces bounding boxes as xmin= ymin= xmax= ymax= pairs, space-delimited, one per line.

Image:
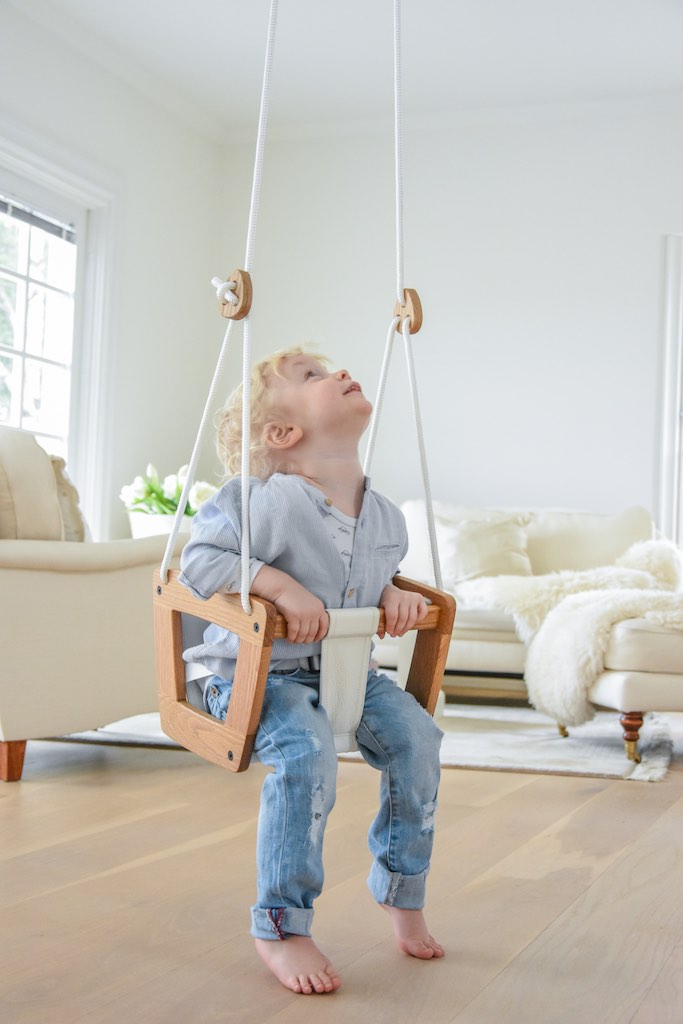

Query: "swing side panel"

xmin=393 ymin=576 xmax=456 ymax=715
xmin=154 ymin=570 xmax=277 ymax=772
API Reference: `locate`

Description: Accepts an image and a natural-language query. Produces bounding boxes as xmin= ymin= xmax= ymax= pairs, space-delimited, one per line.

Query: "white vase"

xmin=128 ymin=512 xmax=193 ymax=538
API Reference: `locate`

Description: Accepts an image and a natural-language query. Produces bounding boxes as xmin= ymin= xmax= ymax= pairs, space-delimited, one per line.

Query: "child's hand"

xmin=378 ymin=584 xmax=429 ymax=638
xmin=275 ymin=585 xmax=329 ymax=645
xmin=251 ymin=565 xmax=329 ymax=645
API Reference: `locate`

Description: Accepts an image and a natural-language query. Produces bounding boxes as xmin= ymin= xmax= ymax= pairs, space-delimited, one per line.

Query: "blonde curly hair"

xmin=216 ymin=345 xmax=329 ymax=479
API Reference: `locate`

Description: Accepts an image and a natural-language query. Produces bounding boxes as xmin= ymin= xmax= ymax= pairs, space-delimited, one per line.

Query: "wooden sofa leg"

xmin=1 ymin=740 xmax=27 ymax=781
xmin=619 ymin=712 xmax=644 ymax=764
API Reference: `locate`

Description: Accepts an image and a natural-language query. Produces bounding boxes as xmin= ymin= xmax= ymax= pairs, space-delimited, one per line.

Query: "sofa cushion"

xmin=603 ymin=617 xmax=683 ymax=674
xmin=525 ymin=506 xmax=653 ymax=574
xmin=400 ymin=501 xmax=532 ymax=586
xmin=590 ymin=670 xmax=683 ymax=713
xmin=443 ymin=635 xmax=526 ymax=674
xmin=453 ymin=607 xmax=518 ymax=634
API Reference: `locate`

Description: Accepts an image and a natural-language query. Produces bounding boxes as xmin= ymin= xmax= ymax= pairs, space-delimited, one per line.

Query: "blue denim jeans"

xmin=205 ymin=667 xmax=443 ymax=941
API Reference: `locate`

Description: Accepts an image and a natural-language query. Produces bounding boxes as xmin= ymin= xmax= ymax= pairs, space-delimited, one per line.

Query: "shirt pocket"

xmin=371 ymin=543 xmax=402 ymax=575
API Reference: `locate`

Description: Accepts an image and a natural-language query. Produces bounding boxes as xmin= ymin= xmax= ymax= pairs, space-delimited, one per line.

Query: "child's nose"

xmin=335 ymin=369 xmax=350 ymax=380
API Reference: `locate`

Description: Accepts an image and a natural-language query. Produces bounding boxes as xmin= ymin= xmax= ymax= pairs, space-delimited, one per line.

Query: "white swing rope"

xmin=162 ymin=0 xmax=442 ymax=599
xmin=159 ymin=0 xmax=280 ymax=601
xmin=238 ymin=0 xmax=279 ymax=613
xmin=363 ymin=0 xmax=443 ymax=591
xmin=393 ymin=0 xmax=406 ymax=306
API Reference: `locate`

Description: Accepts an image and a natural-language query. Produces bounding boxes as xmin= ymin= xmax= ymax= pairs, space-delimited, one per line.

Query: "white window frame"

xmin=0 ymin=131 xmax=116 ymax=539
xmin=658 ymin=234 xmax=683 ymax=544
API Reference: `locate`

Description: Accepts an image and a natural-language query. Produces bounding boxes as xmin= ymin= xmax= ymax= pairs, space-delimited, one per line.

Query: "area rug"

xmin=432 ymin=704 xmax=674 ymax=782
xmin=64 ymin=704 xmax=676 ymax=782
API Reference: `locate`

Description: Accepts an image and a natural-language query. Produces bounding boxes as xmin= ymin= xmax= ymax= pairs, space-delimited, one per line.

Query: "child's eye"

xmin=304 ymin=370 xmax=319 ymax=379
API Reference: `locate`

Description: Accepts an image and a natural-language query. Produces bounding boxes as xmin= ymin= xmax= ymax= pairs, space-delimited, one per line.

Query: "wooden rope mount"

xmin=218 ymin=269 xmax=253 ymax=321
xmin=394 ymin=287 xmax=422 ymax=334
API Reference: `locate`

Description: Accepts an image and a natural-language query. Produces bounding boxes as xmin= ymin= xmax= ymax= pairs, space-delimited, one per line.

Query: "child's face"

xmin=266 ymin=353 xmax=372 ymax=441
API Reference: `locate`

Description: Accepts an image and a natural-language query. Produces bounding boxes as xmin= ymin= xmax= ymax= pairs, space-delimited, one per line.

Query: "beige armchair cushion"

xmin=0 ymin=427 xmax=86 ymax=541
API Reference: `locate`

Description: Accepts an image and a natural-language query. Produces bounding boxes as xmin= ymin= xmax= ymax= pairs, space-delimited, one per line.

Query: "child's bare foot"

xmin=255 ymin=936 xmax=341 ymax=994
xmin=383 ymin=906 xmax=445 ymax=960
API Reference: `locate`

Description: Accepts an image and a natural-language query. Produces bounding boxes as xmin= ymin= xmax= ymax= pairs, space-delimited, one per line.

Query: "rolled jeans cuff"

xmin=251 ymin=906 xmax=314 ymax=941
xmin=367 ymin=862 xmax=429 ymax=910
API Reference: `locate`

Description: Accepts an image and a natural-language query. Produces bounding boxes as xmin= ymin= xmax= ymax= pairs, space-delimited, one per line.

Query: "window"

xmin=0 ymin=139 xmax=114 ymax=538
xmin=0 ymin=195 xmax=77 ymax=459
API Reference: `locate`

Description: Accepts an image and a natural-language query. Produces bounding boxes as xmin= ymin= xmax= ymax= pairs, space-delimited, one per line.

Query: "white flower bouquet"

xmin=120 ymin=463 xmax=217 ymax=517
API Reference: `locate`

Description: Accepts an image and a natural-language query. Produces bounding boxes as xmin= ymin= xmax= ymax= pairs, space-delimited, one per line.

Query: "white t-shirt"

xmin=323 ymin=505 xmax=357 ymax=589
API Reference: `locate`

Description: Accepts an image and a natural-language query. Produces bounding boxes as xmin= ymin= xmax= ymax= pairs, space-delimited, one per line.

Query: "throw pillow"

xmin=50 ymin=457 xmax=87 ymax=542
xmin=440 ymin=516 xmax=532 ymax=587
xmin=399 ymin=500 xmax=532 ymax=586
xmin=525 ymin=506 xmax=653 ymax=573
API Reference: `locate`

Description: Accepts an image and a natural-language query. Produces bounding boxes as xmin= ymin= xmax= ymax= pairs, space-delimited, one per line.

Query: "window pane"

xmin=29 ymin=229 xmax=76 ymax=291
xmin=26 ymin=283 xmax=74 ymax=364
xmin=22 ymin=358 xmax=70 ymax=437
xmin=0 ymin=210 xmax=29 ymax=274
xmin=0 ymin=350 xmax=21 ymax=425
xmin=0 ymin=273 xmax=26 ymax=352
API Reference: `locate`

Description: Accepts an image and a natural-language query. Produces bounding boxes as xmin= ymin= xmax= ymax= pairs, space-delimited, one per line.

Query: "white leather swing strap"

xmin=319 ymin=606 xmax=381 ymax=754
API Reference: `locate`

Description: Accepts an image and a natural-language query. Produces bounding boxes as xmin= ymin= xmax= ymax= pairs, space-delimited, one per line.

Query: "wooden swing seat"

xmin=154 ymin=571 xmax=455 ymax=772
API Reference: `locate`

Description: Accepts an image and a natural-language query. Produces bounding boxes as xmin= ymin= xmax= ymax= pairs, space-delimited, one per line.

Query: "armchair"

xmin=0 ymin=426 xmax=183 ymax=780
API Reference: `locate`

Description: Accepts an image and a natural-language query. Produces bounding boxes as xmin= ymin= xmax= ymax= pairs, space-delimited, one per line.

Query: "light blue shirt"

xmin=178 ymin=473 xmax=408 ymax=680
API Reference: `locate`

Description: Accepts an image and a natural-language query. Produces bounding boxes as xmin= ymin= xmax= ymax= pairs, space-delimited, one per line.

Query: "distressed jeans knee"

xmin=358 ymin=671 xmax=443 ymax=911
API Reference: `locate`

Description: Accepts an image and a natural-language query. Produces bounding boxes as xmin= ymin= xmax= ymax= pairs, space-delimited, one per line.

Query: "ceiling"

xmin=14 ymin=0 xmax=683 ymax=140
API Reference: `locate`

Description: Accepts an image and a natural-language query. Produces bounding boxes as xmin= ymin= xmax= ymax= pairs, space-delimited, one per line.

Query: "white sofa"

xmin=374 ymin=501 xmax=683 ymax=760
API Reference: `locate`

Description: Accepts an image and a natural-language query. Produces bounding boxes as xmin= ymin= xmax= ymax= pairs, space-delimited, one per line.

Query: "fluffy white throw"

xmin=456 ymin=540 xmax=683 ymax=726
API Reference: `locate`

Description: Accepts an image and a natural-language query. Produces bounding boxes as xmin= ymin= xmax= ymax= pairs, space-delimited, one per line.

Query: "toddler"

xmin=179 ymin=346 xmax=444 ymax=994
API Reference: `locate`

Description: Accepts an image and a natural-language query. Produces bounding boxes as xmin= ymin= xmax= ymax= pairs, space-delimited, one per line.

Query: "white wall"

xmin=224 ymin=104 xmax=683 ymax=519
xmin=2 ymin=0 xmax=680 ymax=534
xmin=0 ymin=4 xmax=224 ymax=537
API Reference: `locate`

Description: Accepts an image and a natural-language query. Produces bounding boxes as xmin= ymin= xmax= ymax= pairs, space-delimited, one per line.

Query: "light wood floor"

xmin=2 ymin=738 xmax=683 ymax=1024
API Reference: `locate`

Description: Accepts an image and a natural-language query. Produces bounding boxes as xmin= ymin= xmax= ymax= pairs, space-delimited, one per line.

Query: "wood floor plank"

xmin=447 ymin=791 xmax=683 ymax=1023
xmin=630 ymin=937 xmax=683 ymax=1024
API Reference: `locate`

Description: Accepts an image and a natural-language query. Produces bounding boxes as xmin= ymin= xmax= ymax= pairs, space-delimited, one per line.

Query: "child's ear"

xmin=263 ymin=421 xmax=304 ymax=451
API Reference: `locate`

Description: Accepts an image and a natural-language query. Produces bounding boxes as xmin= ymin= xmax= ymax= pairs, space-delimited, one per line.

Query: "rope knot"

xmin=211 ymin=276 xmax=238 ymax=305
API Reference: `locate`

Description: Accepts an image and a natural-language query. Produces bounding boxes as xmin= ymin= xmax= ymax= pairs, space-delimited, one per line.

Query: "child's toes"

xmin=314 ymin=970 xmax=338 ymax=993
